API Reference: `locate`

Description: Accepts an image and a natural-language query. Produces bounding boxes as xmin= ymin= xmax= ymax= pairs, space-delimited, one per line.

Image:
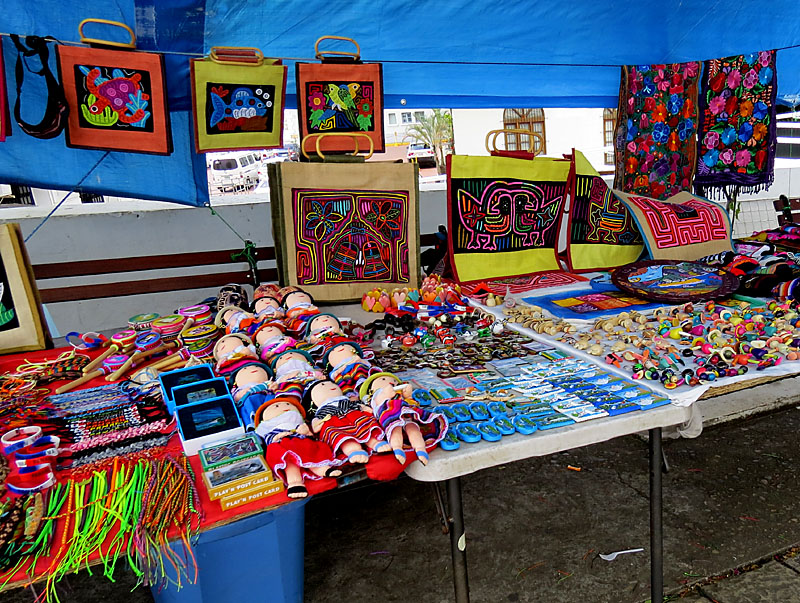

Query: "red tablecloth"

xmin=0 ymin=345 xmax=411 ymax=587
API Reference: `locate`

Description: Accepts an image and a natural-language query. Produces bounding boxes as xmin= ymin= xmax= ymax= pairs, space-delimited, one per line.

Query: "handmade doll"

xmin=214 ymin=305 xmax=259 ymax=335
xmin=359 ymin=372 xmax=448 ymax=465
xmin=323 ymin=339 xmax=379 ymax=396
xmin=270 ymin=350 xmax=325 ymax=400
xmin=228 ymin=361 xmax=275 ymax=429
xmin=253 ymin=282 xmax=282 ymax=303
xmin=282 ymin=290 xmax=320 ymax=334
xmin=252 ymin=295 xmax=284 ymax=320
xmin=255 ymin=396 xmax=342 ymax=499
xmin=252 ymin=321 xmax=297 ymax=363
xmin=213 ymin=333 xmax=259 ymax=376
xmin=303 ymin=379 xmax=389 ymax=464
xmin=305 ymin=313 xmax=344 ymax=346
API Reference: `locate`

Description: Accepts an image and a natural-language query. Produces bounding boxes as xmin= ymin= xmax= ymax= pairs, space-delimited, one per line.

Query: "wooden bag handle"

xmin=78 ymin=19 xmax=136 ymax=49
xmin=485 ymin=129 xmax=544 ymax=156
xmin=314 ymin=36 xmax=361 ymax=61
xmin=301 ymin=133 xmax=374 ymax=161
xmin=209 ymin=47 xmax=268 ymax=66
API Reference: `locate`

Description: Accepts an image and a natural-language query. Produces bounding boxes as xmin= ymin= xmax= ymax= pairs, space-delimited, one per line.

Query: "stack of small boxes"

xmin=199 ymin=434 xmax=283 ymax=511
xmin=159 ymin=365 xmax=283 ymax=509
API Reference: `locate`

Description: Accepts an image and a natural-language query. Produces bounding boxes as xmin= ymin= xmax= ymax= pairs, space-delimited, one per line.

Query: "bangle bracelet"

xmin=1 ymin=426 xmax=43 ymax=454
xmin=6 ymin=464 xmax=55 ymax=495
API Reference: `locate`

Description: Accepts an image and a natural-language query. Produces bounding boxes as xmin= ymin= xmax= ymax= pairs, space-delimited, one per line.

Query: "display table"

xmin=405 ymin=403 xmax=693 ymax=603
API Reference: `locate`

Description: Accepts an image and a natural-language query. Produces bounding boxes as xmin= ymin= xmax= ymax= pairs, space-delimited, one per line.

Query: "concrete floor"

xmin=1 ymin=406 xmax=800 ymax=603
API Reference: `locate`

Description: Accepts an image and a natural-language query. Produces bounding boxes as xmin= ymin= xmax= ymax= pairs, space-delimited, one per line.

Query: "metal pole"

xmin=649 ymin=428 xmax=663 ymax=602
xmin=446 ymin=477 xmax=470 ymax=603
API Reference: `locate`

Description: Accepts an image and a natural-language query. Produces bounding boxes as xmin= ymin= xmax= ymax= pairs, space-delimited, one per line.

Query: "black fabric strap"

xmin=10 ymin=34 xmax=68 ymax=139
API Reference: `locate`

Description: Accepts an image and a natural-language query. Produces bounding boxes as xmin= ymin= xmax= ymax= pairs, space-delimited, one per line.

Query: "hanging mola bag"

xmin=269 ymin=133 xmax=419 ymax=302
xmin=56 ymin=19 xmax=172 ymax=154
xmin=295 ymin=36 xmax=385 ymax=154
xmin=191 ymin=47 xmax=287 ymax=153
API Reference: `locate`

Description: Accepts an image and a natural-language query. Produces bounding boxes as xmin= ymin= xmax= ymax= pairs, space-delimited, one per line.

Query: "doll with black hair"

xmin=359 ymin=372 xmax=447 ymax=466
xmin=213 ymin=333 xmax=260 ymax=376
xmin=270 ymin=349 xmax=325 ymax=400
xmin=252 ymin=320 xmax=297 ymax=363
xmin=215 ymin=305 xmax=256 ymax=335
xmin=304 ymin=313 xmax=344 ymax=345
xmin=252 ymin=295 xmax=284 ymax=320
xmin=323 ymin=338 xmax=379 ymax=397
xmin=303 ymin=379 xmax=389 ymax=464
xmin=228 ymin=361 xmax=275 ymax=429
xmin=282 ymin=289 xmax=320 ymax=335
xmin=255 ymin=396 xmax=342 ymax=499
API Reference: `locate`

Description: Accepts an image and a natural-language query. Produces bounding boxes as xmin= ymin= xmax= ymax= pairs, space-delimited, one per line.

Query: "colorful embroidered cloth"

xmin=614 ymin=62 xmax=701 ymax=200
xmin=695 ymin=51 xmax=778 ymax=196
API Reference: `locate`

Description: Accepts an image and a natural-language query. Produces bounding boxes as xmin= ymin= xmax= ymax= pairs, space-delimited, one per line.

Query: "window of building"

xmin=387 ymin=113 xmax=397 ymax=125
xmin=0 ymin=185 xmax=35 ymax=206
xmin=414 ymin=111 xmax=425 ymax=123
xmin=79 ymin=192 xmax=105 ymax=204
xmin=603 ymin=108 xmax=617 ymax=165
xmin=401 ymin=112 xmax=413 ymax=124
xmin=502 ymin=109 xmax=545 ymax=153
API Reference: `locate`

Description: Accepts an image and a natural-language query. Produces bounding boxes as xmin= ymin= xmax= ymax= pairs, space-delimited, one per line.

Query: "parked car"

xmin=261 ymin=148 xmax=298 ymax=163
xmin=209 ymin=151 xmax=261 ymax=193
xmin=407 ymin=143 xmax=436 ymax=168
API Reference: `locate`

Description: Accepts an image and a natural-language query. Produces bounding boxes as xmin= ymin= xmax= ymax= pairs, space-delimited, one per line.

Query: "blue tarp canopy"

xmin=1 ymin=0 xmax=799 ymax=204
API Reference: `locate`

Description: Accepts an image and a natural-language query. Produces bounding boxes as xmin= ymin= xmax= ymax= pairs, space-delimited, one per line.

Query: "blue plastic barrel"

xmin=151 ymin=499 xmax=307 ymax=603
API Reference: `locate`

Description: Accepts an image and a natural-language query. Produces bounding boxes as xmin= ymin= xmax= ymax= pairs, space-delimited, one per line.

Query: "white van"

xmin=209 ymin=151 xmax=262 ymax=193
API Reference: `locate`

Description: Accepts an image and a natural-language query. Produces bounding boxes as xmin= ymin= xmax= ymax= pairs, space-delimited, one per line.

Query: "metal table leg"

xmin=446 ymin=477 xmax=470 ymax=603
xmin=649 ymin=427 xmax=663 ymax=602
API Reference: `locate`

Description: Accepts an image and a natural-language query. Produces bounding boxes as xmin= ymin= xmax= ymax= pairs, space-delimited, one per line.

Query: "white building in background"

xmin=4 ymin=107 xmax=800 ymax=238
xmin=450 ymin=108 xmax=616 ymax=170
xmin=384 ymin=109 xmax=434 ymax=146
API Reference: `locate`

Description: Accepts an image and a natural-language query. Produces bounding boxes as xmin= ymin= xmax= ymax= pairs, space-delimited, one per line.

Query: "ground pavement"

xmin=1 ymin=405 xmax=799 ymax=602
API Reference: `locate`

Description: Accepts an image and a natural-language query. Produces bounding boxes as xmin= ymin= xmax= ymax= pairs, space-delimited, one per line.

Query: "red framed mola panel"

xmin=295 ymin=37 xmax=384 ymax=154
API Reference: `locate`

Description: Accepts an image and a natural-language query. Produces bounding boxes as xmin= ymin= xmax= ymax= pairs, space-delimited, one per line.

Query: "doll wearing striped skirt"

xmin=360 ymin=372 xmax=447 ymax=466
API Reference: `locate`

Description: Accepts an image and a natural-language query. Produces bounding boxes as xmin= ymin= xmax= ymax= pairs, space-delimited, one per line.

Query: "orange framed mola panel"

xmin=295 ymin=37 xmax=384 ymax=154
xmin=56 ymin=45 xmax=172 ymax=155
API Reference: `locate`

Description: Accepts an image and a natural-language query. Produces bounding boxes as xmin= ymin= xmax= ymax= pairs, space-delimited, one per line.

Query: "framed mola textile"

xmin=295 ymin=37 xmax=384 ymax=154
xmin=564 ymin=150 xmax=643 ymax=272
xmin=269 ymin=161 xmax=419 ymax=301
xmin=447 ymin=153 xmax=571 ymax=283
xmin=0 ymin=223 xmax=48 ymax=353
xmin=613 ymin=190 xmax=733 ymax=261
xmin=56 ymin=45 xmax=172 ymax=154
xmin=191 ymin=48 xmax=286 ymax=153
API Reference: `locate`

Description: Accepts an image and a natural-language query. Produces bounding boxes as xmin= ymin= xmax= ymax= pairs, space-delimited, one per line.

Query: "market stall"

xmin=2 ymin=3 xmax=800 ymax=603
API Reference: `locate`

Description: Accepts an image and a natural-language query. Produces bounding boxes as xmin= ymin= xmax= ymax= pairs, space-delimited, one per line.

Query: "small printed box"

xmin=169 ymin=377 xmax=230 ymax=415
xmin=199 ymin=433 xmax=263 ymax=472
xmin=219 ymin=477 xmax=285 ymax=511
xmin=159 ymin=364 xmax=214 ymax=405
xmin=175 ymin=394 xmax=243 ymax=456
xmin=202 ymin=456 xmax=273 ymax=500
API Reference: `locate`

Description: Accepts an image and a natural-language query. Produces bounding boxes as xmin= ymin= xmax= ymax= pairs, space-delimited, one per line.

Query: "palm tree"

xmin=404 ymin=109 xmax=453 ymax=174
